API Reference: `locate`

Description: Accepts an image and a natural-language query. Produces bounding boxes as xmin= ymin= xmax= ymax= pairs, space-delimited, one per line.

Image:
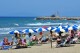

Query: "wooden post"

xmin=50 ymin=35 xmax=52 ymax=48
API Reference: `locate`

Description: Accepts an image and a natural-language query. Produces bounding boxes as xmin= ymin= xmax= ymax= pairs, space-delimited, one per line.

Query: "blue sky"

xmin=0 ymin=0 xmax=80 ymax=17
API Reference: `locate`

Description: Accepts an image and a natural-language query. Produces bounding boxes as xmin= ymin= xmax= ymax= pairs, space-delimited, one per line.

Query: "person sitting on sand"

xmin=22 ymin=33 xmax=27 ymax=43
xmin=77 ymin=30 xmax=80 ymax=39
xmin=17 ymin=38 xmax=22 ymax=46
xmin=16 ymin=38 xmax=27 ymax=48
xmin=37 ymin=34 xmax=49 ymax=44
xmin=48 ymin=30 xmax=58 ymax=41
xmin=26 ymin=33 xmax=34 ymax=46
xmin=56 ymin=36 xmax=62 ymax=47
xmin=69 ymin=30 xmax=75 ymax=39
xmin=3 ymin=37 xmax=13 ymax=46
xmin=14 ymin=33 xmax=21 ymax=40
xmin=58 ymin=31 xmax=63 ymax=37
xmin=68 ymin=30 xmax=76 ymax=43
xmin=31 ymin=35 xmax=38 ymax=41
xmin=41 ymin=35 xmax=49 ymax=43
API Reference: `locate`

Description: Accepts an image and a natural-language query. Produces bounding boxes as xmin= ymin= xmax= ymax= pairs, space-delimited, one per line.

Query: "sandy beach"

xmin=0 ymin=42 xmax=80 ymax=53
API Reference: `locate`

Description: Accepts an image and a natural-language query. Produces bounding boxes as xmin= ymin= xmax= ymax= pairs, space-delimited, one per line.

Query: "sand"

xmin=0 ymin=43 xmax=80 ymax=53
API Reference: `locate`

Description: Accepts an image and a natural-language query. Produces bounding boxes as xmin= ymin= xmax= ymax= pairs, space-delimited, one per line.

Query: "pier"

xmin=35 ymin=17 xmax=80 ymax=20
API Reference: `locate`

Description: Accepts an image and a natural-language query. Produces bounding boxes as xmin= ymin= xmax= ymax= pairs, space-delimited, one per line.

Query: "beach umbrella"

xmin=35 ymin=27 xmax=47 ymax=32
xmin=22 ymin=29 xmax=36 ymax=33
xmin=68 ymin=26 xmax=78 ymax=31
xmin=54 ymin=27 xmax=65 ymax=33
xmin=73 ymin=25 xmax=78 ymax=27
xmin=56 ymin=25 xmax=68 ymax=29
xmin=63 ymin=25 xmax=71 ymax=32
xmin=64 ymin=25 xmax=70 ymax=29
xmin=46 ymin=27 xmax=55 ymax=31
xmin=77 ymin=25 xmax=80 ymax=29
xmin=9 ymin=30 xmax=22 ymax=34
xmin=57 ymin=25 xmax=63 ymax=28
xmin=52 ymin=28 xmax=57 ymax=32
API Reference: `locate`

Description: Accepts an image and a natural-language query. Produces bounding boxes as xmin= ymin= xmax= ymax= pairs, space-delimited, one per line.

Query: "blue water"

xmin=0 ymin=17 xmax=80 ymax=41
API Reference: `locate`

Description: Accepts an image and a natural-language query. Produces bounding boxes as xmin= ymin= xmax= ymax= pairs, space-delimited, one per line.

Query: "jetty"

xmin=35 ymin=16 xmax=80 ymax=20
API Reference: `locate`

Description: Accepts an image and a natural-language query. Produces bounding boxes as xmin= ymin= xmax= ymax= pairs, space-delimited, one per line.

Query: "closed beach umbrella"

xmin=22 ymin=29 xmax=36 ymax=33
xmin=46 ymin=27 xmax=55 ymax=31
xmin=9 ymin=30 xmax=22 ymax=34
xmin=36 ymin=27 xmax=47 ymax=32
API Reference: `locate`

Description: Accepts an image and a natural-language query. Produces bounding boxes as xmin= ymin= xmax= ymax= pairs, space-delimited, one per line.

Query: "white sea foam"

xmin=0 ymin=28 xmax=12 ymax=30
xmin=14 ymin=23 xmax=19 ymax=26
xmin=75 ymin=21 xmax=80 ymax=23
xmin=0 ymin=27 xmax=39 ymax=34
xmin=0 ymin=32 xmax=9 ymax=34
xmin=26 ymin=22 xmax=62 ymax=26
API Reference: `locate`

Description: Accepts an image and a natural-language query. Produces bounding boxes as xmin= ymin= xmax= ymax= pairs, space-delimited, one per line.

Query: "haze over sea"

xmin=0 ymin=17 xmax=80 ymax=41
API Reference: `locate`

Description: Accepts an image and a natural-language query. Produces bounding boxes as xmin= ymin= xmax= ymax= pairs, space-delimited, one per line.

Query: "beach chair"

xmin=56 ymin=36 xmax=71 ymax=48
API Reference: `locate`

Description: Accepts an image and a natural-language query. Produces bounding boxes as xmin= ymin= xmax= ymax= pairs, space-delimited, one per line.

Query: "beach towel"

xmin=2 ymin=45 xmax=12 ymax=50
xmin=0 ymin=41 xmax=3 ymax=46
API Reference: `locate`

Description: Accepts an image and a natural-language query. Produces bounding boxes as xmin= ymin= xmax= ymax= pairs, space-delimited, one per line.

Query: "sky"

xmin=0 ymin=0 xmax=80 ymax=17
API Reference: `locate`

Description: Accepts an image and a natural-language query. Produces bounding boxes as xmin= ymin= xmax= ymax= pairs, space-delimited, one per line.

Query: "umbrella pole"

xmin=50 ymin=30 xmax=53 ymax=48
xmin=50 ymin=38 xmax=52 ymax=48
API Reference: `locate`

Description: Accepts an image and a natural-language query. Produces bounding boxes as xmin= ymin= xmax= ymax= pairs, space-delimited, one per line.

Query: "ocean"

xmin=0 ymin=17 xmax=80 ymax=41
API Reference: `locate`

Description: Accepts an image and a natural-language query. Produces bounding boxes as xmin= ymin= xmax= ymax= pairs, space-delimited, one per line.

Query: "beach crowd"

xmin=0 ymin=25 xmax=80 ymax=50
